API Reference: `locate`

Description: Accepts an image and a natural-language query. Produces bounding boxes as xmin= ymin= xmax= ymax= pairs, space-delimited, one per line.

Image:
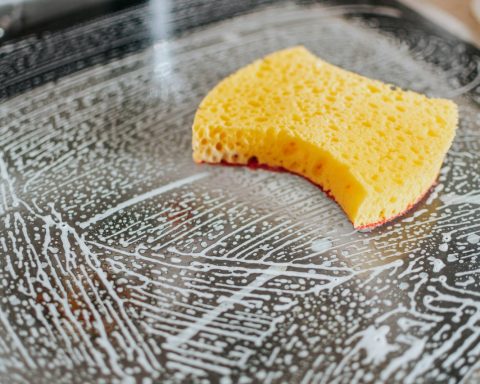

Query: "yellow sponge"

xmin=192 ymin=46 xmax=458 ymax=228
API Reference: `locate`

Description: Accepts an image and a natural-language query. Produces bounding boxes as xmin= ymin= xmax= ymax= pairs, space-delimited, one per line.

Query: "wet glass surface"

xmin=1 ymin=1 xmax=480 ymax=382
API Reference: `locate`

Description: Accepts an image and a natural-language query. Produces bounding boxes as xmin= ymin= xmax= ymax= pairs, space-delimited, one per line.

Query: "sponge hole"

xmin=326 ymin=95 xmax=336 ymax=103
xmin=313 ymin=162 xmax=323 ymax=175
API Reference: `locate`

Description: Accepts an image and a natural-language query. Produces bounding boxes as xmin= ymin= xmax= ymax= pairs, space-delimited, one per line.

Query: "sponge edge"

xmin=192 ymin=46 xmax=458 ymax=229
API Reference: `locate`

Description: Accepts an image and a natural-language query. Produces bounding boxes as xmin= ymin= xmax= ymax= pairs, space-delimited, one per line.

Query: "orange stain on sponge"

xmin=192 ymin=46 xmax=458 ymax=228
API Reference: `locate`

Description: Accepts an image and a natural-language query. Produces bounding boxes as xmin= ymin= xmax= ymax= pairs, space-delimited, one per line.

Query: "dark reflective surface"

xmin=1 ymin=1 xmax=480 ymax=383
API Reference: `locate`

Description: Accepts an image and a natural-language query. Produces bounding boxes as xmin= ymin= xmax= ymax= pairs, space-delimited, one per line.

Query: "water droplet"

xmin=311 ymin=238 xmax=332 ymax=253
xmin=467 ymin=233 xmax=480 ymax=244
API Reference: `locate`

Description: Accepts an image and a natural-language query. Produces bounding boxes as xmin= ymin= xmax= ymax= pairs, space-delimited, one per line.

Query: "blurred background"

xmin=0 ymin=0 xmax=144 ymax=39
xmin=0 ymin=0 xmax=478 ymax=45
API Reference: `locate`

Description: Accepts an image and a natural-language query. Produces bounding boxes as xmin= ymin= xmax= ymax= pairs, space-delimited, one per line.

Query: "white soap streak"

xmin=103 ymin=206 xmax=172 ymax=240
xmin=130 ymin=298 xmax=265 ymax=338
xmin=233 ymin=207 xmax=338 ymax=261
xmin=261 ymin=209 xmax=338 ymax=259
xmin=107 ymin=251 xmax=357 ymax=298
xmin=165 ymin=264 xmax=287 ymax=350
xmin=404 ymin=285 xmax=480 ymax=383
xmin=357 ymin=259 xmax=404 ymax=289
xmin=379 ymin=336 xmax=427 ymax=381
xmin=0 ymin=307 xmax=36 ymax=369
xmin=229 ymin=220 xmax=293 ymax=259
xmin=18 ymin=207 xmax=125 ymax=376
xmin=17 ymin=197 xmax=161 ymax=378
xmin=0 ymin=154 xmax=18 ymax=208
xmin=440 ymin=192 xmax=480 ymax=206
xmin=200 ymin=212 xmax=277 ymax=255
xmin=23 ymin=150 xmax=78 ymax=193
xmin=79 ymin=172 xmax=208 ymax=228
xmin=327 ymin=325 xmax=399 ymax=384
xmin=467 ymin=233 xmax=480 ymax=244
xmin=132 ymin=283 xmax=273 ymax=332
xmin=432 ymin=258 xmax=446 ymax=273
xmin=167 ymin=343 xmax=245 ymax=368
xmin=0 ymin=183 xmax=6 ymax=214
xmin=311 ymin=238 xmax=333 ymax=254
xmin=150 ymin=197 xmax=235 ymax=250
xmin=166 ymin=360 xmax=208 ymax=378
xmin=1 ymin=233 xmax=16 ymax=279
xmin=93 ymin=240 xmax=354 ymax=277
xmin=70 ymin=231 xmax=162 ymax=374
xmin=167 ymin=352 xmax=232 ymax=377
xmin=431 ymin=279 xmax=480 ymax=300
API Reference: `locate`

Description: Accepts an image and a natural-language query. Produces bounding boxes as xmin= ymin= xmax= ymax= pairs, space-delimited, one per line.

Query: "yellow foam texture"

xmin=192 ymin=46 xmax=458 ymax=228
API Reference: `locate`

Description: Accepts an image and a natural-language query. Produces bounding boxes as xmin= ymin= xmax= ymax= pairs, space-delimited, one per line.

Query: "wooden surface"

xmin=408 ymin=0 xmax=480 ymax=44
